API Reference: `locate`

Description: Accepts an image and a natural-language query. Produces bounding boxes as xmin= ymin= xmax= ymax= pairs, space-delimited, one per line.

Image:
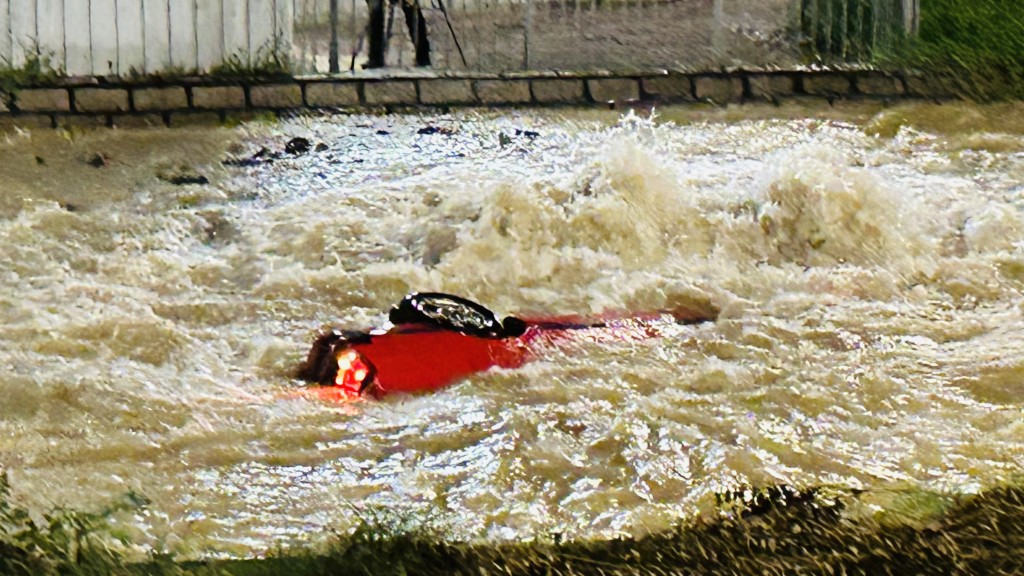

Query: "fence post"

xmin=902 ymin=0 xmax=918 ymax=35
xmin=523 ymin=0 xmax=532 ymax=70
xmin=799 ymin=0 xmax=811 ymax=47
xmin=367 ymin=0 xmax=385 ymax=67
xmin=712 ymin=0 xmax=724 ymax=62
xmin=834 ymin=0 xmax=848 ymax=60
xmin=851 ymin=0 xmax=864 ymax=60
xmin=329 ymin=0 xmax=340 ymax=72
xmin=803 ymin=0 xmax=910 ymax=62
xmin=350 ymin=0 xmax=358 ymax=70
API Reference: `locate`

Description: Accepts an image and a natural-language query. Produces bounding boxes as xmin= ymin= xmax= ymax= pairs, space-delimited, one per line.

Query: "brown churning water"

xmin=1 ymin=103 xmax=1023 ymax=557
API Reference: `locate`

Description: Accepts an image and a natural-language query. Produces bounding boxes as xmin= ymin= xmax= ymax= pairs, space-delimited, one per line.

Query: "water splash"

xmin=2 ymin=108 xmax=1024 ymax=555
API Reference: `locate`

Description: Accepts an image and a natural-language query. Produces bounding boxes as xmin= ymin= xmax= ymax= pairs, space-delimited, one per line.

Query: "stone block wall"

xmin=0 ymin=68 xmax=931 ymax=129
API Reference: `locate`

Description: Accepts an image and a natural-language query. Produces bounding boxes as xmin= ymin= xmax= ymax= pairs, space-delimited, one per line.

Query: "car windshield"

xmin=417 ymin=297 xmax=492 ymax=332
xmin=390 ymin=293 xmax=503 ymax=337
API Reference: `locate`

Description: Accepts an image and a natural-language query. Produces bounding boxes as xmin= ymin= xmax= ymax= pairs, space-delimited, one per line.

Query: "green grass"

xmin=800 ymin=0 xmax=1023 ymax=100
xmin=885 ymin=0 xmax=1024 ymax=100
xmin=0 ymin=51 xmax=62 ymax=103
xmin=177 ymin=485 xmax=1024 ymax=576
xmin=0 ymin=472 xmax=144 ymax=576
xmin=207 ymin=38 xmax=292 ymax=82
xmin=6 ymin=470 xmax=1024 ymax=576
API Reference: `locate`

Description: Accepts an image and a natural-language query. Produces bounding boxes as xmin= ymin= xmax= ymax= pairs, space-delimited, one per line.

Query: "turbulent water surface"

xmin=2 ymin=103 xmax=1024 ymax=557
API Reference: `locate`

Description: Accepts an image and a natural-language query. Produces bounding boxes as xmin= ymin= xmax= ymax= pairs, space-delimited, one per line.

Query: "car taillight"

xmin=334 ymin=349 xmax=375 ymax=394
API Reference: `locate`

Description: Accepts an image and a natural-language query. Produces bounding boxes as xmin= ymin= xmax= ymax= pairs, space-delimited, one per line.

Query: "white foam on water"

xmin=2 ymin=110 xmax=1024 ymax=555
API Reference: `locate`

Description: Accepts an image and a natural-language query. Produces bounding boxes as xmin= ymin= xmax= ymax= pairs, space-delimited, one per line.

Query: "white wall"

xmin=0 ymin=0 xmax=293 ymax=76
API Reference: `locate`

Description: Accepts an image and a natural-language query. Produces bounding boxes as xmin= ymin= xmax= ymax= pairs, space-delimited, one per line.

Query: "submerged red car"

xmin=299 ymin=292 xmax=716 ymax=400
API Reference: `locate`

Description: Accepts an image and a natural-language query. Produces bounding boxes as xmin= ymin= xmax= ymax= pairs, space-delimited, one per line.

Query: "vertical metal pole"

xmin=523 ymin=0 xmax=531 ymax=70
xmin=329 ymin=0 xmax=339 ymax=71
xmin=902 ymin=0 xmax=918 ymax=36
xmin=350 ymin=0 xmax=356 ymax=54
xmin=868 ymin=0 xmax=877 ymax=54
xmin=820 ymin=0 xmax=831 ymax=57
xmin=878 ymin=0 xmax=889 ymax=51
xmin=836 ymin=0 xmax=847 ymax=60
xmin=799 ymin=0 xmax=809 ymax=44
xmin=711 ymin=0 xmax=723 ymax=63
xmin=852 ymin=0 xmax=864 ymax=60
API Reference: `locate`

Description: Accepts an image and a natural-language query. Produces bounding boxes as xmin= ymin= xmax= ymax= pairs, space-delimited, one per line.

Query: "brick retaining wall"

xmin=0 ymin=69 xmax=941 ymax=129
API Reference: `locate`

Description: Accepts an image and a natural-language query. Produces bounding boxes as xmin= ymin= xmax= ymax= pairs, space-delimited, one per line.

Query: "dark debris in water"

xmin=417 ymin=126 xmax=456 ymax=136
xmin=157 ymin=165 xmax=210 ymax=186
xmin=223 ymin=137 xmax=328 ymax=168
xmin=196 ymin=210 xmax=238 ymax=246
xmin=168 ymin=174 xmax=210 ymax=186
xmin=86 ymin=153 xmax=110 ymax=168
xmin=284 ymin=137 xmax=311 ymax=156
xmin=498 ymin=129 xmax=541 ymax=149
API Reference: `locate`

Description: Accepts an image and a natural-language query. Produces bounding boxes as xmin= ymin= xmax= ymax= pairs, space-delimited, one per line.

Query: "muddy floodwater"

xmin=2 ymin=103 xmax=1024 ymax=557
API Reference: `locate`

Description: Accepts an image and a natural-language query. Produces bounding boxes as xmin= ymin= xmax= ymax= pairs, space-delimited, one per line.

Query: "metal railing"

xmin=0 ymin=0 xmax=919 ymax=78
xmin=799 ymin=0 xmax=920 ymax=62
xmin=290 ymin=0 xmax=804 ymax=74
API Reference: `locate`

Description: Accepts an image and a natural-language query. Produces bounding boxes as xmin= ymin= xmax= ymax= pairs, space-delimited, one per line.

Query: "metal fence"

xmin=799 ymin=0 xmax=919 ymax=62
xmin=291 ymin=0 xmax=804 ymax=74
xmin=0 ymin=0 xmax=919 ymax=77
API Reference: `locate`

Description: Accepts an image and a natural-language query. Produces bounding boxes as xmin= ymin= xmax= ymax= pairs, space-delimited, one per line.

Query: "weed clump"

xmin=0 ymin=471 xmax=142 ymax=576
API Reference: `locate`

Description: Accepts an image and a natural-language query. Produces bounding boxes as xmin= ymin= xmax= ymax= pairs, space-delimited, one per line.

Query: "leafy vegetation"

xmin=799 ymin=0 xmax=1024 ymax=100
xmin=0 ymin=50 xmax=62 ymax=103
xmin=0 ymin=471 xmax=142 ymax=576
xmin=208 ymin=39 xmax=292 ymax=82
xmin=886 ymin=0 xmax=1024 ymax=100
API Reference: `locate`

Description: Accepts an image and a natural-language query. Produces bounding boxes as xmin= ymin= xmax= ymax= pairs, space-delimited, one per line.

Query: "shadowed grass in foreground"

xmin=172 ymin=485 xmax=1024 ymax=576
xmin=7 ymin=479 xmax=1021 ymax=576
xmin=0 ymin=472 xmax=142 ymax=576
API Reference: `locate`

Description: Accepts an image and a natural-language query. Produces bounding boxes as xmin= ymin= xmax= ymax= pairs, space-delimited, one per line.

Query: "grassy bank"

xmin=0 ymin=472 xmax=142 ymax=576
xmin=889 ymin=0 xmax=1024 ymax=100
xmin=173 ymin=485 xmax=1024 ymax=576
xmin=5 ymin=473 xmax=1024 ymax=576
